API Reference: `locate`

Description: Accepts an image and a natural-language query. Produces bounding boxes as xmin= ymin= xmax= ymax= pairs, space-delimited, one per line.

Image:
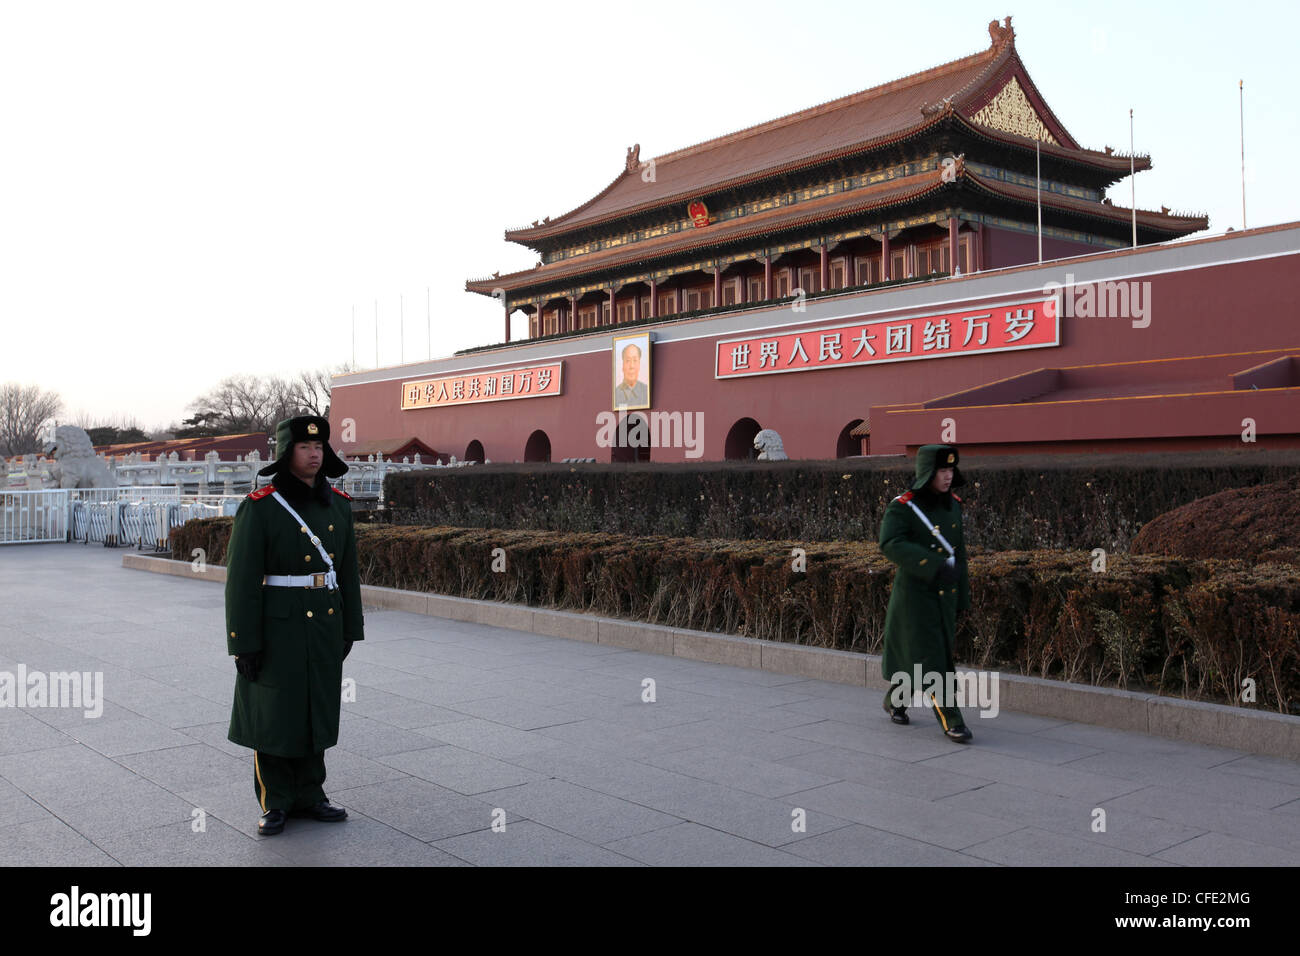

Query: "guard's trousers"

xmin=884 ymin=676 xmax=965 ymax=731
xmin=253 ymin=750 xmax=327 ymax=813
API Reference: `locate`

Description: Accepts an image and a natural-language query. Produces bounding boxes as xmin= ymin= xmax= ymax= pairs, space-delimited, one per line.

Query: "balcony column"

xmin=880 ymin=231 xmax=891 ymax=282
xmin=634 ymin=287 xmax=642 ymax=321
xmin=949 ymin=217 xmax=960 ymax=276
xmin=819 ymin=243 xmax=828 ymax=291
xmin=649 ymin=278 xmax=658 ymax=318
xmin=608 ymin=286 xmax=616 ymax=325
xmin=568 ymin=295 xmax=578 ymax=333
xmin=713 ymin=268 xmax=721 ymax=308
xmin=503 ymin=302 xmax=511 ymax=343
xmin=763 ymin=255 xmax=772 ymax=299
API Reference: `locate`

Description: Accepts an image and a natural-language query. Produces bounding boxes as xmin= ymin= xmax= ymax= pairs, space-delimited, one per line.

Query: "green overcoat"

xmin=878 ymin=488 xmax=970 ymax=682
xmin=225 ymin=480 xmax=364 ymax=757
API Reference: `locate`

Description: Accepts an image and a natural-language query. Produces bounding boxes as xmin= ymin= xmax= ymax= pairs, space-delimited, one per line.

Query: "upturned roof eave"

xmin=503 ymin=30 xmax=1019 ymax=244
xmin=471 ymin=175 xmax=955 ymax=296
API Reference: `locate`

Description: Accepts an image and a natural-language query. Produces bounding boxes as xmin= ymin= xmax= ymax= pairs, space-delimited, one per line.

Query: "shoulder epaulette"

xmin=952 ymin=493 xmax=962 ymax=503
xmin=248 ymin=485 xmax=275 ymax=500
xmin=895 ymin=491 xmax=914 ymax=504
xmin=332 ymin=487 xmax=352 ymax=500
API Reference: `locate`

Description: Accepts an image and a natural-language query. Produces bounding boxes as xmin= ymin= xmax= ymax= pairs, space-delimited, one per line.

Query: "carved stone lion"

xmin=43 ymin=425 xmax=115 ymax=488
xmin=753 ymin=429 xmax=789 ymax=461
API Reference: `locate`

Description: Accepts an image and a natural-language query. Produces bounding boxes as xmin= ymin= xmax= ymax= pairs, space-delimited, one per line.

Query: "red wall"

xmin=983 ymin=225 xmax=1101 ymax=267
xmin=333 ymin=227 xmax=1300 ymax=462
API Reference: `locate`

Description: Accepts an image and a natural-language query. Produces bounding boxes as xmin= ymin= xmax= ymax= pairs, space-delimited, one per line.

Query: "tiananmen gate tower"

xmin=332 ymin=17 xmax=1300 ymax=462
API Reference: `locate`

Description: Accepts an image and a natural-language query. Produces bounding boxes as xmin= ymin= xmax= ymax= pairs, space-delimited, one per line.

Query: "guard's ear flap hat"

xmin=257 ymin=416 xmax=349 ymax=478
xmin=910 ymin=443 xmax=966 ymax=490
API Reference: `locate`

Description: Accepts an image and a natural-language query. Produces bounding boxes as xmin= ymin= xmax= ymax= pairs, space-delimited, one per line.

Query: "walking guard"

xmin=878 ymin=443 xmax=973 ymax=743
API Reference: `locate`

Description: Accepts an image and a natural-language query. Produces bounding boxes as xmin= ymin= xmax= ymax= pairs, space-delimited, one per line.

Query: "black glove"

xmin=935 ymin=558 xmax=959 ymax=586
xmin=235 ymin=652 xmax=263 ymax=681
xmin=343 ymin=640 xmax=354 ymax=661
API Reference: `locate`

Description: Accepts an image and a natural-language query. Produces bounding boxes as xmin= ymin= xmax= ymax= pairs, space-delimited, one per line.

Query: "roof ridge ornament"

xmin=939 ymin=153 xmax=966 ymax=184
xmin=920 ymin=95 xmax=957 ymax=118
xmin=988 ymin=15 xmax=1014 ymax=49
xmin=625 ymin=144 xmax=641 ymax=173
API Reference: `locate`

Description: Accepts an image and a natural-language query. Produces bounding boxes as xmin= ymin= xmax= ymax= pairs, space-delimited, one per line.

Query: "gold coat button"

xmin=305 ymin=555 xmax=311 ymax=562
xmin=301 ymin=525 xmax=308 ymax=533
xmin=230 ymin=631 xmax=236 ymax=638
xmin=307 ymin=610 xmax=314 ymax=618
xmin=328 ymin=608 xmax=334 ymax=615
xmin=329 ymin=552 xmax=335 ymax=559
xmin=328 ymin=524 xmax=334 ymax=531
xmin=939 ymin=589 xmax=946 ymax=596
xmin=919 ymin=559 xmax=927 ymax=566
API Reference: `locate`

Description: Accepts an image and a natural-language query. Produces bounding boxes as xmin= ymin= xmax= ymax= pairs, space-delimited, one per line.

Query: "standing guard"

xmin=225 ymin=415 xmax=365 ymax=834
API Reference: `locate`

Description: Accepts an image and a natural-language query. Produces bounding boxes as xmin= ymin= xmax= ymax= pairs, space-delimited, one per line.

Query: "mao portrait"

xmin=612 ymin=333 xmax=651 ymax=410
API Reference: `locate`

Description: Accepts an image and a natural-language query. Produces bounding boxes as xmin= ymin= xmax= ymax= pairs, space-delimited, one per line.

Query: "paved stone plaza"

xmin=2 ymin=543 xmax=1299 ymax=866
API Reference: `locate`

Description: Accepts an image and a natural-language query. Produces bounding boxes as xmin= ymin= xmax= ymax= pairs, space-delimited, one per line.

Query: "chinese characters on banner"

xmin=401 ymin=362 xmax=563 ymax=410
xmin=714 ymin=297 xmax=1059 ymax=378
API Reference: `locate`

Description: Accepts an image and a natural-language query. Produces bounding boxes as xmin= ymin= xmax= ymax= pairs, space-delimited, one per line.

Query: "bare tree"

xmin=289 ymin=364 xmax=353 ymax=419
xmin=0 ymin=383 xmax=63 ymax=457
xmin=186 ymin=374 xmax=280 ymax=434
xmin=184 ymin=365 xmax=354 ymax=438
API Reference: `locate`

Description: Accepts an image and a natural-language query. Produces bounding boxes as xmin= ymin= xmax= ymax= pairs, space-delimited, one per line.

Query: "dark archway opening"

xmin=610 ymin=413 xmax=652 ymax=463
xmin=725 ymin=417 xmax=762 ymax=460
xmin=524 ymin=430 xmax=551 ymax=463
xmin=837 ymin=419 xmax=865 ymax=458
xmin=464 ymin=439 xmax=485 ymax=464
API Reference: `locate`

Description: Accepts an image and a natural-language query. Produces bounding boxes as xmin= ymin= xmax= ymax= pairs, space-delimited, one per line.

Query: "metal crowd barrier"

xmin=0 ymin=490 xmax=70 ymax=544
xmin=2 ymin=488 xmax=241 ymax=549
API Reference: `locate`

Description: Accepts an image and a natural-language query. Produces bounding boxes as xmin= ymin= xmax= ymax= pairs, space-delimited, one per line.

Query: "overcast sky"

xmin=2 ymin=0 xmax=1295 ymax=433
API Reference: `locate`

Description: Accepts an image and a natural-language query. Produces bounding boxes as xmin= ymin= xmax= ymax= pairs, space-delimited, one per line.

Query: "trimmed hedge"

xmin=384 ymin=450 xmax=1300 ymax=554
xmin=174 ymin=519 xmax=1300 ymax=714
xmin=1132 ymin=474 xmax=1300 ymax=564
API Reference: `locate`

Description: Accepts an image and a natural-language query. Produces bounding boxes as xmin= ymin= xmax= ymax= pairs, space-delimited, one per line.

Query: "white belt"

xmin=264 ymin=572 xmax=337 ymax=589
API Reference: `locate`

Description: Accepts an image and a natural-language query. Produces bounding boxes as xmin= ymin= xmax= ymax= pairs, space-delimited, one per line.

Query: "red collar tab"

xmin=952 ymin=492 xmax=963 ymax=503
xmin=896 ymin=491 xmax=914 ymax=503
xmin=248 ymin=486 xmax=275 ymax=500
xmin=332 ymin=487 xmax=352 ymax=500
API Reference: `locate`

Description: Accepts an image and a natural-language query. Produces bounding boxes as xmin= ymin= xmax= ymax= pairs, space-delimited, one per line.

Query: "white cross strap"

xmin=270 ymin=490 xmax=338 ymax=590
xmin=899 ymin=496 xmax=956 ymax=560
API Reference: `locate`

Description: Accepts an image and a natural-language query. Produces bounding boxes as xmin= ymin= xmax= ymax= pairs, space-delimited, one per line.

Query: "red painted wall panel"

xmin=333 ymin=230 xmax=1300 ymax=462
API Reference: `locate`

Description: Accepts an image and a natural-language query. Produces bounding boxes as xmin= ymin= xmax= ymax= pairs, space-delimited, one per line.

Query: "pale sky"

xmin=2 ymin=0 xmax=1295 ymax=433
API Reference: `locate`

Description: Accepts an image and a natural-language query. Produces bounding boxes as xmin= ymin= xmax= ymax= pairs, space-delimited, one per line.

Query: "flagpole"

xmin=1036 ymin=138 xmax=1042 ymax=262
xmin=1130 ymin=108 xmax=1137 ymax=247
xmin=1240 ymin=80 xmax=1247 ymax=230
xmin=374 ymin=299 xmax=378 ymax=368
xmin=426 ymin=286 xmax=431 ymax=360
xmin=351 ymin=305 xmax=355 ymax=368
xmin=400 ymin=294 xmax=405 ymax=363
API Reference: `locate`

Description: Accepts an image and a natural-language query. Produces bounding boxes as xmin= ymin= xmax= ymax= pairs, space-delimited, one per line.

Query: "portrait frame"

xmin=612 ymin=332 xmax=652 ymax=411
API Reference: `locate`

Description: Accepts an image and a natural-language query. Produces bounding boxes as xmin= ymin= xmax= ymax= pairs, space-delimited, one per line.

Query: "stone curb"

xmin=123 ymin=553 xmax=1300 ymax=760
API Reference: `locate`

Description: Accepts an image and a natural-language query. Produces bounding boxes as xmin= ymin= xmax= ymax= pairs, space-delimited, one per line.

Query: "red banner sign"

xmin=402 ymin=362 xmax=563 ymax=410
xmin=714 ymin=296 xmax=1059 ymax=378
